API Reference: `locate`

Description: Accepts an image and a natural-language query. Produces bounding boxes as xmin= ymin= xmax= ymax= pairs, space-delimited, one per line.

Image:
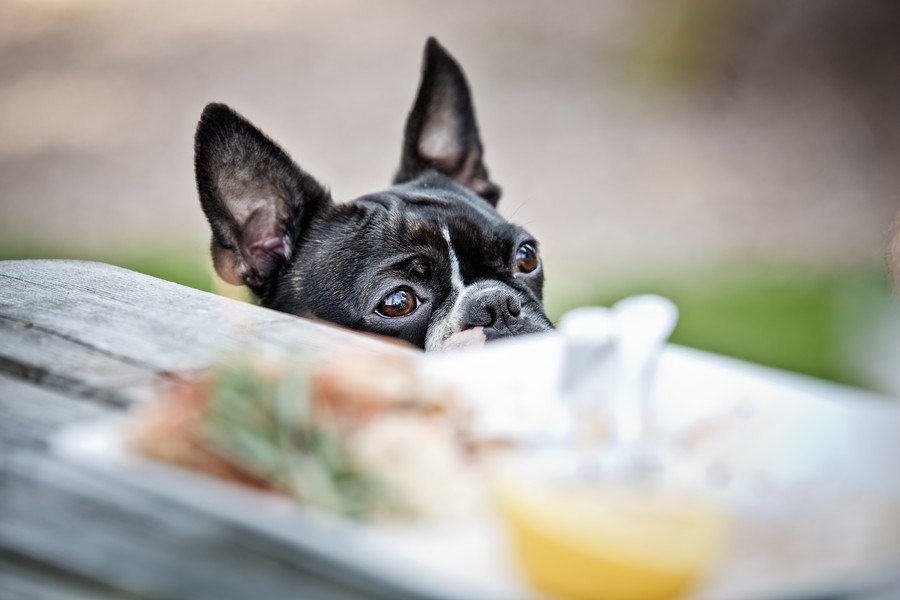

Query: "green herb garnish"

xmin=200 ymin=359 xmax=399 ymax=518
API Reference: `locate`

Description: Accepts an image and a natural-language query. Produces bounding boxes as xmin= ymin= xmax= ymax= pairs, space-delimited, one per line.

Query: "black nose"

xmin=462 ymin=287 xmax=522 ymax=333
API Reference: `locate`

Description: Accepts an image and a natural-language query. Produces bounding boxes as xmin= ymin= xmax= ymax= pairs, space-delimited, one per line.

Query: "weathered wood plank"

xmin=0 ymin=260 xmax=409 ymax=385
xmin=0 ymin=374 xmax=111 ymax=452
xmin=0 ymin=318 xmax=159 ymax=407
xmin=0 ymin=453 xmax=408 ymax=600
xmin=0 ymin=551 xmax=140 ymax=600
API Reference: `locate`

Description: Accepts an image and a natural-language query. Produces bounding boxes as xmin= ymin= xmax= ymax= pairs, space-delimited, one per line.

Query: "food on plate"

xmin=129 ymin=353 xmax=482 ymax=519
xmin=495 ymin=478 xmax=728 ymax=600
xmin=118 ymin=326 xmax=900 ymax=600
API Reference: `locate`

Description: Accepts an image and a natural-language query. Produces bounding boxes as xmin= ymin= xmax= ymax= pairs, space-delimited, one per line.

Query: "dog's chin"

xmin=439 ymin=327 xmax=488 ymax=350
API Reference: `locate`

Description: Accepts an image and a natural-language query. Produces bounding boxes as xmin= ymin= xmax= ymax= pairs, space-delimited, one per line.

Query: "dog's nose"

xmin=462 ymin=287 xmax=522 ymax=334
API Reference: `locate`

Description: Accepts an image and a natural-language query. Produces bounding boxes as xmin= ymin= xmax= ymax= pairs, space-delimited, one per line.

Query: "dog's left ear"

xmin=194 ymin=103 xmax=332 ymax=291
xmin=395 ymin=37 xmax=501 ymax=206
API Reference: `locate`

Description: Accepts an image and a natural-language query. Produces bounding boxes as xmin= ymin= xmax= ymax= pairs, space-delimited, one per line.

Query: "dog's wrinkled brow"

xmin=360 ymin=192 xmax=450 ymax=212
xmin=359 ymin=252 xmax=440 ymax=298
xmin=402 ymin=195 xmax=450 ymax=208
xmin=372 ymin=253 xmax=428 ymax=277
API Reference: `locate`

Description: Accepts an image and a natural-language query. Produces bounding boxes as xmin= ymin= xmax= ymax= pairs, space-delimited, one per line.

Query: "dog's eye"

xmin=515 ymin=243 xmax=540 ymax=274
xmin=375 ymin=287 xmax=419 ymax=318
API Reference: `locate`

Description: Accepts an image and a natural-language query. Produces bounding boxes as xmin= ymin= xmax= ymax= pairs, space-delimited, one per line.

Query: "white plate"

xmin=54 ymin=336 xmax=900 ymax=600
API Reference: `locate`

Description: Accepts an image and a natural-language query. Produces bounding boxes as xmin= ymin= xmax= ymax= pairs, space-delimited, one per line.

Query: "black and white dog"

xmin=194 ymin=38 xmax=553 ymax=350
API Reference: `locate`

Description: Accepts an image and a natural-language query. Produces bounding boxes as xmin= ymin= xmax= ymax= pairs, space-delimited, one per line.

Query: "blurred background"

xmin=1 ymin=0 xmax=899 ymax=392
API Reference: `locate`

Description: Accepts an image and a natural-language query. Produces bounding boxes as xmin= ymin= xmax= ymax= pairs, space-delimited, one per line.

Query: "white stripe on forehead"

xmin=441 ymin=225 xmax=465 ymax=294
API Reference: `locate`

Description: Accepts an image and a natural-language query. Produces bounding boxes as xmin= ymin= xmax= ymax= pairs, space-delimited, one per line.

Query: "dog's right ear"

xmin=194 ymin=103 xmax=331 ymax=290
xmin=395 ymin=38 xmax=501 ymax=206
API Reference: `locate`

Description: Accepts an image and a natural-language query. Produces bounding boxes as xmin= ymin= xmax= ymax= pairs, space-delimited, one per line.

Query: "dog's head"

xmin=194 ymin=38 xmax=553 ymax=350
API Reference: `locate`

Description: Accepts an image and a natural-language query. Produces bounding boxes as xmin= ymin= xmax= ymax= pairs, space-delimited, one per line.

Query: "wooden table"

xmin=1 ymin=260 xmax=898 ymax=600
xmin=0 ymin=260 xmax=410 ymax=600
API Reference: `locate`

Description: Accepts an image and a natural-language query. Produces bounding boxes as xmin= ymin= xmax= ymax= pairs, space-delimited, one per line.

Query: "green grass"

xmin=0 ymin=244 xmax=214 ymax=294
xmin=2 ymin=244 xmax=891 ymax=388
xmin=545 ymin=265 xmax=892 ymax=388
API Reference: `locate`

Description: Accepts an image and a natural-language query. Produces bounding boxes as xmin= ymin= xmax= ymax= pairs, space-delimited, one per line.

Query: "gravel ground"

xmin=1 ymin=0 xmax=899 ymax=279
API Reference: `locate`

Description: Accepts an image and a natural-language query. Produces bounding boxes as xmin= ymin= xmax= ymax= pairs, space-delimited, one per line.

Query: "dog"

xmin=194 ymin=38 xmax=553 ymax=350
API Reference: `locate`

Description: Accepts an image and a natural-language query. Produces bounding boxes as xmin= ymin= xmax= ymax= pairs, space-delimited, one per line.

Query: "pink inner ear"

xmin=247 ymin=232 xmax=289 ymax=260
xmin=251 ymin=236 xmax=288 ymax=254
xmin=244 ymin=208 xmax=291 ymax=278
xmin=419 ymin=108 xmax=462 ymax=164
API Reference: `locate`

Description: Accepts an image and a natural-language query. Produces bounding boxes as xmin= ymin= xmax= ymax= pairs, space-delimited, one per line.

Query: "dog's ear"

xmin=395 ymin=38 xmax=501 ymax=206
xmin=194 ymin=103 xmax=331 ymax=290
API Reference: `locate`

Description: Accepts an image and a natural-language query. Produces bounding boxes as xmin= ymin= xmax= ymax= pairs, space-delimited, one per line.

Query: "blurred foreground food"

xmin=128 ymin=351 xmax=731 ymax=598
xmin=126 ymin=344 xmax=900 ymax=600
xmin=130 ymin=354 xmax=482 ymax=519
